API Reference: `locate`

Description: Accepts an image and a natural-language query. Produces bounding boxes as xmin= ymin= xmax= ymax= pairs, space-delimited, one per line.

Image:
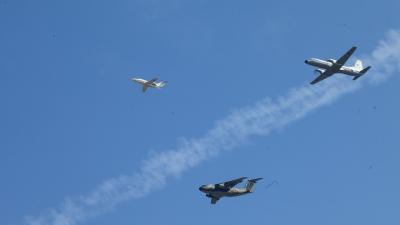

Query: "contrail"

xmin=24 ymin=30 xmax=400 ymax=225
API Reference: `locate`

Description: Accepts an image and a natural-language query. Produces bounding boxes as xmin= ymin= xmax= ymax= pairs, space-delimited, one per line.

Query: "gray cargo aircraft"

xmin=199 ymin=177 xmax=263 ymax=204
xmin=305 ymin=46 xmax=371 ymax=84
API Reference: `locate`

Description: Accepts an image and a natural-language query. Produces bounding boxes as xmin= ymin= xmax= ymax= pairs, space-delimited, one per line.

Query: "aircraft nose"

xmin=199 ymin=186 xmax=205 ymax=192
xmin=304 ymin=60 xmax=309 ymax=64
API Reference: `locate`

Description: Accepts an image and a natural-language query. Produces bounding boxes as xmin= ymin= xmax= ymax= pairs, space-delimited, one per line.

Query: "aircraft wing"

xmin=336 ymin=46 xmax=357 ymax=66
xmin=145 ymin=77 xmax=158 ymax=85
xmin=216 ymin=177 xmax=247 ymax=189
xmin=211 ymin=197 xmax=219 ymax=204
xmin=310 ymin=69 xmax=334 ymax=85
xmin=310 ymin=73 xmax=330 ymax=85
xmin=142 ymin=85 xmax=149 ymax=92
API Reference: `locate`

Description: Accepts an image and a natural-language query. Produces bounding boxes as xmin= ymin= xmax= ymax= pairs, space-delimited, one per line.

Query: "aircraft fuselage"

xmin=132 ymin=78 xmax=161 ymax=88
xmin=199 ymin=185 xmax=250 ymax=198
xmin=305 ymin=58 xmax=364 ymax=76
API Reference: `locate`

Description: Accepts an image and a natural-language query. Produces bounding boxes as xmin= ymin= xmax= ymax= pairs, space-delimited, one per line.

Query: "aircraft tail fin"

xmin=353 ymin=59 xmax=363 ymax=70
xmin=245 ymin=178 xmax=263 ymax=192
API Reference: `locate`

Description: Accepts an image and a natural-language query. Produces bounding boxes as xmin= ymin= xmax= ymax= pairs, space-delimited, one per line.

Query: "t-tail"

xmin=245 ymin=178 xmax=263 ymax=192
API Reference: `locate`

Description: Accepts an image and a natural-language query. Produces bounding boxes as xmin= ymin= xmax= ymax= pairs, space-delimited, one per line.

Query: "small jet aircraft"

xmin=131 ymin=77 xmax=167 ymax=92
xmin=199 ymin=177 xmax=263 ymax=204
xmin=305 ymin=46 xmax=371 ymax=85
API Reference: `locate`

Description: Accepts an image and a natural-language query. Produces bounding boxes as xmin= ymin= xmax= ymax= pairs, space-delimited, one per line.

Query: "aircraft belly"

xmin=210 ymin=192 xmax=225 ymax=198
xmin=225 ymin=189 xmax=247 ymax=197
xmin=225 ymin=193 xmax=244 ymax=197
xmin=208 ymin=189 xmax=247 ymax=198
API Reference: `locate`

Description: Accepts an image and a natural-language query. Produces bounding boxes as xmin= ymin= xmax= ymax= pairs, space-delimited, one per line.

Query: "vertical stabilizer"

xmin=353 ymin=60 xmax=363 ymax=71
xmin=245 ymin=178 xmax=263 ymax=192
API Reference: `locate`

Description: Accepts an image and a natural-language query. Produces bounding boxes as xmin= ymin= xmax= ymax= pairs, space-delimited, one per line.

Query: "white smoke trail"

xmin=366 ymin=29 xmax=400 ymax=84
xmin=24 ymin=30 xmax=400 ymax=225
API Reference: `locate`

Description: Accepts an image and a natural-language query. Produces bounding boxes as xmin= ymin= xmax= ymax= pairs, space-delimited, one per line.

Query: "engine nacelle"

xmin=314 ymin=69 xmax=325 ymax=75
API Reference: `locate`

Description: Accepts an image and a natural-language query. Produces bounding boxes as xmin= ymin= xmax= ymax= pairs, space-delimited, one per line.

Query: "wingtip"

xmin=249 ymin=178 xmax=263 ymax=182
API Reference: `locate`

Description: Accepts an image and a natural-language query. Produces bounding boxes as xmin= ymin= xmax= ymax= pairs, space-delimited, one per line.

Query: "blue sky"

xmin=1 ymin=1 xmax=400 ymax=225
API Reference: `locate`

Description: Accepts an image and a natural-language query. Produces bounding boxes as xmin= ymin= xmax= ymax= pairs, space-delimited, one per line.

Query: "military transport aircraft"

xmin=132 ymin=77 xmax=167 ymax=92
xmin=199 ymin=177 xmax=263 ymax=204
xmin=305 ymin=46 xmax=371 ymax=85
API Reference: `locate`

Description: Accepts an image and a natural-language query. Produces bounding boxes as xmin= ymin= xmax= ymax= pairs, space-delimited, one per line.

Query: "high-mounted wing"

xmin=216 ymin=177 xmax=247 ymax=189
xmin=145 ymin=77 xmax=158 ymax=85
xmin=335 ymin=46 xmax=357 ymax=66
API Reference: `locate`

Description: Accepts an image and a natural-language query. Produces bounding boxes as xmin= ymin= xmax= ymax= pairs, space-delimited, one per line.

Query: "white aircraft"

xmin=131 ymin=77 xmax=167 ymax=92
xmin=305 ymin=46 xmax=371 ymax=85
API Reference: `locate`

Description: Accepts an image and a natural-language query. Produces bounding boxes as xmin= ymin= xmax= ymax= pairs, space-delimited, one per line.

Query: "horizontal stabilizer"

xmin=353 ymin=66 xmax=371 ymax=81
xmin=360 ymin=66 xmax=371 ymax=74
xmin=353 ymin=75 xmax=362 ymax=80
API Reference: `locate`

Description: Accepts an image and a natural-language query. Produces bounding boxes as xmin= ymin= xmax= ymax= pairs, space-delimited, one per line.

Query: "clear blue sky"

xmin=1 ymin=0 xmax=400 ymax=225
